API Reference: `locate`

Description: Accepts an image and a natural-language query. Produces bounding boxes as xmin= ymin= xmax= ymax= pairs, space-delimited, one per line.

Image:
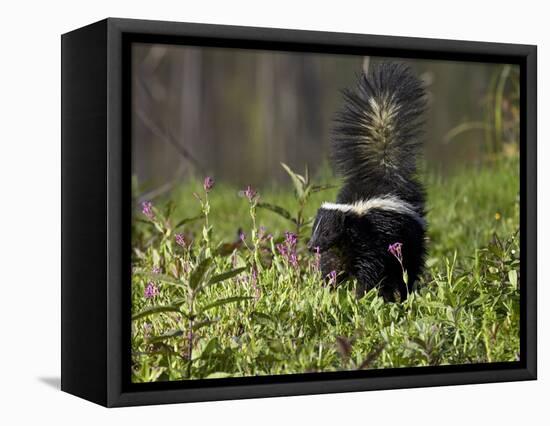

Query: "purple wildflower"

xmin=243 ymin=185 xmax=258 ymax=202
xmin=141 ymin=201 xmax=154 ymax=220
xmin=313 ymin=246 xmax=321 ymax=271
xmin=327 ymin=270 xmax=337 ymax=287
xmin=288 ymin=252 xmax=298 ymax=268
xmin=151 ymin=266 xmax=161 ymax=274
xmin=175 ymin=233 xmax=186 ymax=247
xmin=388 ymin=242 xmax=403 ymax=264
xmin=250 ymin=268 xmax=260 ymax=300
xmin=388 ymin=241 xmax=409 ymax=286
xmin=239 ymin=230 xmax=246 ymax=242
xmin=276 ymin=231 xmax=299 ymax=267
xmin=203 ymin=176 xmax=215 ymax=193
xmin=285 ymin=231 xmax=298 ymax=247
xmin=258 ymin=226 xmax=267 ymax=241
xmin=144 ymin=281 xmax=159 ymax=299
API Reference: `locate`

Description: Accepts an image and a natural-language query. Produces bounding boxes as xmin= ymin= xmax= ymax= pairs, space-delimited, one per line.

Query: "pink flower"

xmin=175 ymin=233 xmax=186 ymax=247
xmin=258 ymin=226 xmax=267 ymax=241
xmin=327 ymin=270 xmax=337 ymax=287
xmin=141 ymin=201 xmax=154 ymax=220
xmin=144 ymin=282 xmax=159 ymax=299
xmin=243 ymin=185 xmax=258 ymax=202
xmin=288 ymin=252 xmax=298 ymax=268
xmin=388 ymin=242 xmax=409 ymax=286
xmin=203 ymin=176 xmax=215 ymax=192
xmin=276 ymin=231 xmax=299 ymax=267
xmin=285 ymin=232 xmax=297 ymax=247
xmin=250 ymin=268 xmax=260 ymax=300
xmin=388 ymin=242 xmax=403 ymax=264
xmin=313 ymin=246 xmax=321 ymax=271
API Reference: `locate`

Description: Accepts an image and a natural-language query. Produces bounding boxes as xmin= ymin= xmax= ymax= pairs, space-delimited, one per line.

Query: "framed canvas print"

xmin=61 ymin=18 xmax=537 ymax=407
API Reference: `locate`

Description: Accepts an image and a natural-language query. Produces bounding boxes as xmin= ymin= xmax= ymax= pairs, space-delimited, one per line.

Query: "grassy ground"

xmin=131 ymin=157 xmax=520 ymax=382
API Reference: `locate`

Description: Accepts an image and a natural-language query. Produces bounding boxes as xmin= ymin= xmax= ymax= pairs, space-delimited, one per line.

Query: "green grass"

xmin=131 ymin=157 xmax=520 ymax=382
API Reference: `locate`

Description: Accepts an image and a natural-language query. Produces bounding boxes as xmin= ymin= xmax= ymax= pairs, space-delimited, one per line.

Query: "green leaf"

xmin=206 ymin=372 xmax=232 ymax=379
xmin=310 ymin=184 xmax=336 ymax=193
xmin=148 ymin=329 xmax=184 ymax=343
xmin=251 ymin=311 xmax=275 ymax=324
xmin=205 ymin=267 xmax=247 ymax=288
xmin=268 ymin=340 xmax=285 ymax=353
xmin=257 ymin=202 xmax=297 ymax=224
xmin=508 ymin=269 xmax=518 ymax=288
xmin=132 ymin=301 xmax=186 ymax=321
xmin=152 ymin=249 xmax=161 ymax=266
xmin=163 ymin=200 xmax=175 ymax=218
xmin=138 ymin=272 xmax=184 ymax=287
xmin=190 ymin=257 xmax=213 ymax=290
xmin=173 ymin=214 xmax=204 ymax=230
xmin=200 ymin=296 xmax=253 ymax=313
xmin=281 ymin=162 xmax=305 ymax=198
xmin=193 ymin=318 xmax=219 ymax=331
xmin=202 ymin=225 xmax=212 ymax=243
xmin=425 ymin=257 xmax=440 ymax=268
xmin=198 ymin=337 xmax=219 ymax=359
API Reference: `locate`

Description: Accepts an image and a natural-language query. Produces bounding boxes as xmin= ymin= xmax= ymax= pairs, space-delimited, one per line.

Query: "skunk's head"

xmin=308 ymin=207 xmax=346 ymax=253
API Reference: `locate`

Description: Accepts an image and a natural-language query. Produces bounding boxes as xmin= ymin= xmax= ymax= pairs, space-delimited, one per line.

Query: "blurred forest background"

xmin=131 ymin=43 xmax=519 ymax=195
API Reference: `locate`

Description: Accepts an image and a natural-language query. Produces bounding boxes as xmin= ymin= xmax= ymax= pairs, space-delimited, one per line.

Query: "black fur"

xmin=332 ymin=62 xmax=427 ymax=207
xmin=308 ymin=62 xmax=428 ymax=302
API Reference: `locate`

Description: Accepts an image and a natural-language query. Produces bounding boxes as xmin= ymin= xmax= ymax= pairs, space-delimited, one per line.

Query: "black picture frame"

xmin=61 ymin=17 xmax=537 ymax=407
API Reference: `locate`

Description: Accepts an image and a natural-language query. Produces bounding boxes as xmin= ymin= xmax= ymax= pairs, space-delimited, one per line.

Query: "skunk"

xmin=308 ymin=62 xmax=427 ymax=302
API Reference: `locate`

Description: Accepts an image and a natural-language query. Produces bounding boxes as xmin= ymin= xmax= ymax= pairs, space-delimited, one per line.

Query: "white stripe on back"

xmin=321 ymin=195 xmax=418 ymax=218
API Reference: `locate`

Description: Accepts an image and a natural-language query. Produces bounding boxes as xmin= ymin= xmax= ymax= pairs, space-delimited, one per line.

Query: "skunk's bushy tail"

xmin=332 ymin=63 xmax=427 ymax=189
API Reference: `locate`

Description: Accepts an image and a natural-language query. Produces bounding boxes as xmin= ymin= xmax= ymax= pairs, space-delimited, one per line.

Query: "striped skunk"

xmin=307 ymin=62 xmax=427 ymax=302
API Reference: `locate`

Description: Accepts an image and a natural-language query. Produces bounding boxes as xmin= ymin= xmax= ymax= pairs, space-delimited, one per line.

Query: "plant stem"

xmin=204 ymin=193 xmax=209 ymax=227
xmin=187 ymin=293 xmax=195 ymax=378
xmin=296 ymin=197 xmax=307 ymax=237
xmin=249 ymin=202 xmax=261 ymax=269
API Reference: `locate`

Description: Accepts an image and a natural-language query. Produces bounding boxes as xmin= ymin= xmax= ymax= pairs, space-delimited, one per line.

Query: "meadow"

xmin=131 ymin=157 xmax=520 ymax=382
